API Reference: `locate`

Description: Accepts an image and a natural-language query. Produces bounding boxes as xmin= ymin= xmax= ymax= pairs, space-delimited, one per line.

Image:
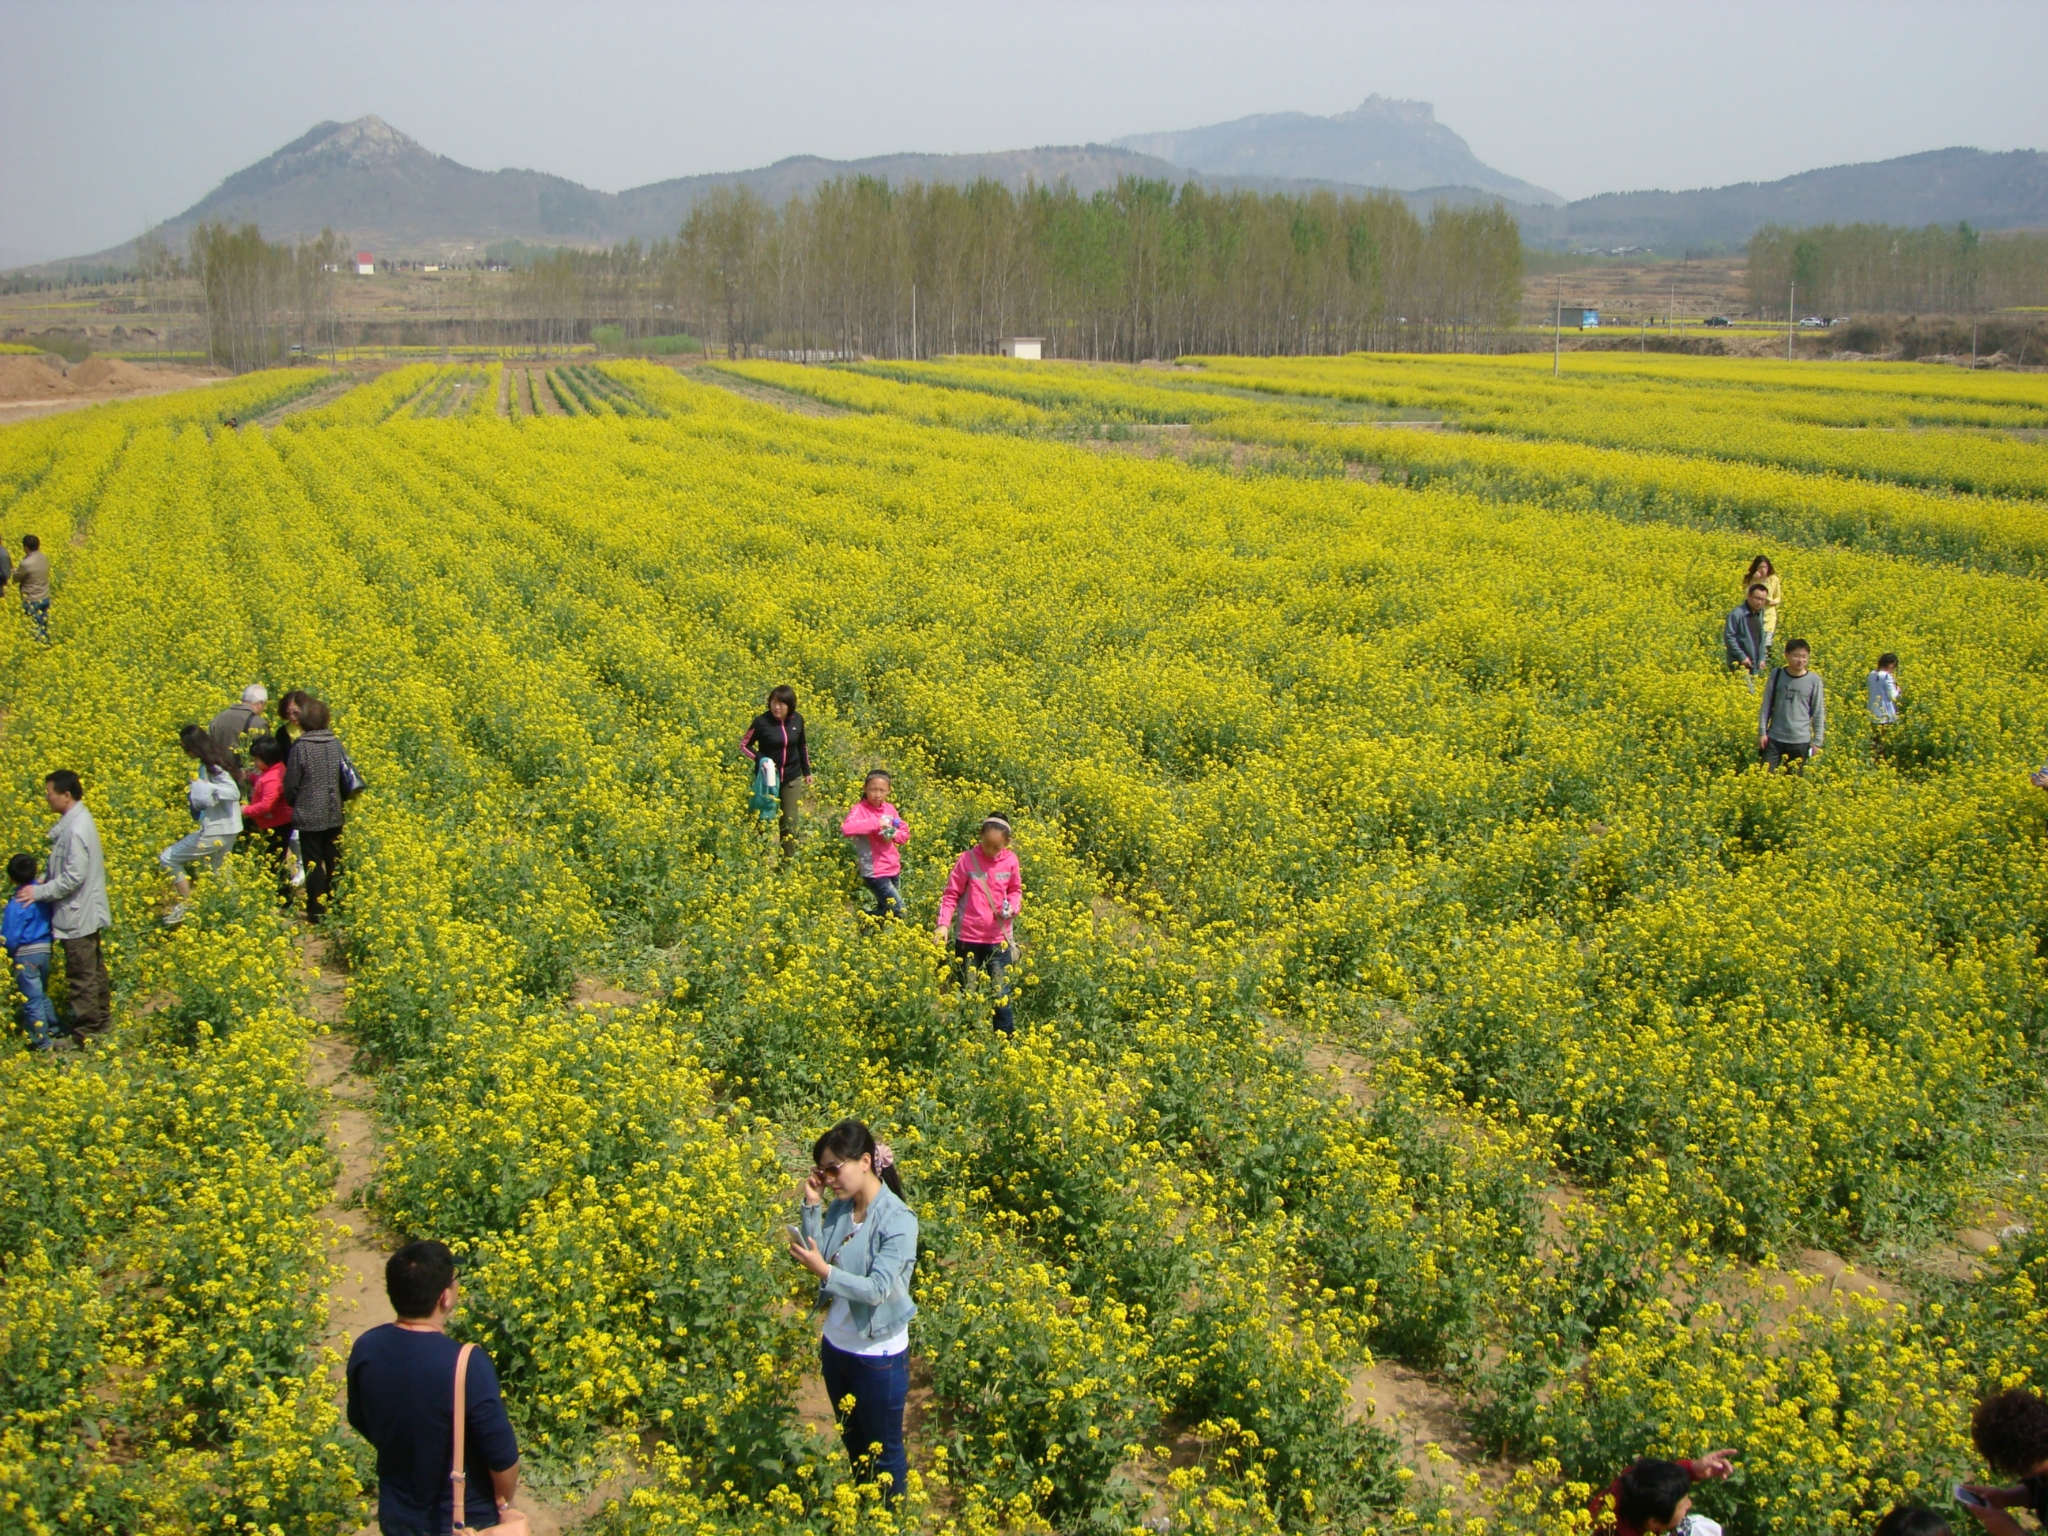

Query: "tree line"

xmin=1748 ymin=222 xmax=2048 ymax=316
xmin=168 ymin=224 xmax=352 ymax=371
xmin=658 ymin=176 xmax=1524 ymax=360
xmin=168 ymin=179 xmax=1526 ymax=370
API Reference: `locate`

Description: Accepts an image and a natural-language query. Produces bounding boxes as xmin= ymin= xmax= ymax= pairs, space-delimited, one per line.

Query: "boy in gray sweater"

xmin=1759 ymin=638 xmax=1825 ymax=770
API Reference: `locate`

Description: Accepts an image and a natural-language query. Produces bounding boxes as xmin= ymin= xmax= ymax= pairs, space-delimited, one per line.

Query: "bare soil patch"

xmin=0 ymin=353 xmax=224 ymax=414
xmin=304 ymin=933 xmax=388 ymax=1381
xmin=695 ymin=369 xmax=849 ymax=417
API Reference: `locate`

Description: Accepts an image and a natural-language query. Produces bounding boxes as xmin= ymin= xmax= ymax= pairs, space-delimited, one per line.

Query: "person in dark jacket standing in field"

xmin=1724 ymin=583 xmax=1770 ymax=682
xmin=347 ymin=1240 xmax=523 ymax=1536
xmin=741 ymin=684 xmax=813 ymax=858
xmin=1759 ymin=638 xmax=1826 ymax=770
xmin=283 ymin=698 xmax=350 ymax=922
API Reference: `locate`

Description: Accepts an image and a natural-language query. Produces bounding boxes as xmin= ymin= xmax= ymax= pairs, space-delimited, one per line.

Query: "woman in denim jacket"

xmin=789 ymin=1119 xmax=918 ymax=1504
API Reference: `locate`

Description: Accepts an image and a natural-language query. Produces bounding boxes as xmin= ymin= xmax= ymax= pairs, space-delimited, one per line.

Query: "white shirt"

xmin=820 ymin=1213 xmax=910 ymax=1356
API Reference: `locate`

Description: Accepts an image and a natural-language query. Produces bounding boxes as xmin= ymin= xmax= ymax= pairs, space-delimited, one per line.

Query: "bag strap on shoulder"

xmin=451 ymin=1342 xmax=474 ymax=1531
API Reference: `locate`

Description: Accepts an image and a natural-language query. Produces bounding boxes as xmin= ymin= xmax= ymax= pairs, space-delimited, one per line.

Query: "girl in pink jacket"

xmin=840 ymin=771 xmax=911 ymax=919
xmin=936 ymin=814 xmax=1022 ymax=1034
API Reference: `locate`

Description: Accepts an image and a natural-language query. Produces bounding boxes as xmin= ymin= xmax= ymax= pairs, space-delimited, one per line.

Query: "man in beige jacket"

xmin=16 ymin=533 xmax=50 ymax=644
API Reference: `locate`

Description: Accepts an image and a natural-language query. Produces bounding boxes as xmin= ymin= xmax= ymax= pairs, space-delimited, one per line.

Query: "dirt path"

xmin=528 ymin=367 xmax=568 ymax=417
xmin=694 ymin=369 xmax=849 ymax=417
xmin=305 ymin=932 xmax=387 ymax=1377
xmin=250 ymin=376 xmax=356 ymax=428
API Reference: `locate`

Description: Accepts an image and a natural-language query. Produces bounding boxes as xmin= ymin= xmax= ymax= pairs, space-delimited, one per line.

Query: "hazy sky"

xmin=4 ymin=0 xmax=2045 ymax=266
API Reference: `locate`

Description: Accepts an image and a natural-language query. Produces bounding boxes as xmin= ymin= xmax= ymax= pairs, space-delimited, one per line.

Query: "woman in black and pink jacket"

xmin=741 ymin=684 xmax=813 ymax=857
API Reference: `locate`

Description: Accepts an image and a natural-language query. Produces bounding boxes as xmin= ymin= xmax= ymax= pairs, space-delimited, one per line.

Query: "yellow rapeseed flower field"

xmin=3 ymin=351 xmax=2047 ymax=1536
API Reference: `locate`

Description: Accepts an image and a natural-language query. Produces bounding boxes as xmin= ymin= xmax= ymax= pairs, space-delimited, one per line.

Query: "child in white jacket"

xmin=159 ymin=724 xmax=244 ymax=926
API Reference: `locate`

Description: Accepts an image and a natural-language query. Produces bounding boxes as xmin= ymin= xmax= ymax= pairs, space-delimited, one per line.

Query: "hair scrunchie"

xmin=872 ymin=1142 xmax=895 ymax=1171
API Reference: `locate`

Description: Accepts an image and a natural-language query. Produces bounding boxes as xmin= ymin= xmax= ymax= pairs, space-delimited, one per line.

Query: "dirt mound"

xmin=68 ymin=357 xmax=161 ymax=391
xmin=0 ymin=356 xmax=77 ymax=400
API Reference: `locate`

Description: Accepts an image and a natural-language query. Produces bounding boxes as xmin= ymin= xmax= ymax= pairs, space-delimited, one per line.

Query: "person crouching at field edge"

xmin=1724 ymin=583 xmax=1770 ymax=683
xmin=1958 ymin=1387 xmax=2048 ymax=1535
xmin=1760 ymin=638 xmax=1825 ymax=770
xmin=841 ymin=770 xmax=910 ymax=919
xmin=937 ymin=814 xmax=1022 ymax=1034
xmin=1588 ymin=1449 xmax=1737 ymax=1535
xmin=788 ymin=1119 xmax=918 ymax=1507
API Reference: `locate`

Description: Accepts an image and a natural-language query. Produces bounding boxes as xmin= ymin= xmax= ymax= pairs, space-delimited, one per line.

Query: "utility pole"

xmin=1972 ymin=317 xmax=1979 ymax=369
xmin=1787 ymin=280 xmax=1796 ymax=361
xmin=911 ymin=282 xmax=918 ymax=362
xmin=1670 ymin=281 xmax=1676 ymax=335
xmin=1554 ymin=276 xmax=1563 ymax=377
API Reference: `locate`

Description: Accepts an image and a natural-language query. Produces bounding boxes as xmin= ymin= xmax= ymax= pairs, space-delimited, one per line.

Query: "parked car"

xmin=1704 ymin=315 xmax=1732 ymax=327
xmin=1799 ymin=316 xmax=1830 ymax=328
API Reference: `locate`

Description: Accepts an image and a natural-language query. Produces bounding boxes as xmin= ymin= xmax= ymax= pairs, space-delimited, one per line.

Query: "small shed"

xmin=998 ymin=337 xmax=1044 ymax=360
xmin=1559 ymin=306 xmax=1599 ymax=329
xmin=355 ymin=251 xmax=375 ymax=276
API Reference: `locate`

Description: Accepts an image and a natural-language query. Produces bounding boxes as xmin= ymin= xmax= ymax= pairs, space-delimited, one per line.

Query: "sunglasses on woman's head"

xmin=816 ymin=1160 xmax=846 ymax=1178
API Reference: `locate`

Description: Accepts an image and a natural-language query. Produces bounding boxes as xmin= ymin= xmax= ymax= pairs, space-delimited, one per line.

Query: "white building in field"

xmin=998 ymin=337 xmax=1043 ymax=360
xmin=355 ymin=251 xmax=375 ymax=276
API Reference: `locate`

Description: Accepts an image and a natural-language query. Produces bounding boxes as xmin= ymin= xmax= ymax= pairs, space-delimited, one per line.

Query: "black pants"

xmin=952 ymin=940 xmax=1015 ymax=1034
xmin=60 ymin=930 xmax=112 ymax=1036
xmin=1763 ymin=738 xmax=1816 ymax=771
xmin=300 ymin=827 xmax=341 ymax=920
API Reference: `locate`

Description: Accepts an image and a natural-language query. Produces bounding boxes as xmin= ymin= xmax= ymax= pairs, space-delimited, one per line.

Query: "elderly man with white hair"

xmin=208 ymin=684 xmax=270 ymax=767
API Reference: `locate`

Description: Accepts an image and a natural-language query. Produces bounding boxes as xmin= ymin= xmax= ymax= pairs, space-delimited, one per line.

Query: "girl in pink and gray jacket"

xmin=840 ymin=771 xmax=911 ymax=919
xmin=935 ymin=814 xmax=1022 ymax=1034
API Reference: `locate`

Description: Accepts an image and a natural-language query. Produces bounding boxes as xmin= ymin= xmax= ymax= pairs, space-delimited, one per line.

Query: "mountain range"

xmin=26 ymin=107 xmax=2048 ymax=272
xmin=1113 ymin=95 xmax=1563 ymax=206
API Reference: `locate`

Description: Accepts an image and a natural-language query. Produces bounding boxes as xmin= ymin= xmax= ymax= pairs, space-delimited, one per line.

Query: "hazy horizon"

xmin=3 ymin=0 xmax=2045 ymax=268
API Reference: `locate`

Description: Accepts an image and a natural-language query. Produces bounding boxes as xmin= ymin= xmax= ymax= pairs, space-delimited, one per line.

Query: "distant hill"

xmin=1113 ymin=96 xmax=1563 ymax=207
xmin=1534 ymin=148 xmax=2048 ymax=252
xmin=22 ymin=117 xmax=2048 ymax=274
xmin=34 ymin=116 xmax=1557 ymax=272
xmin=44 ymin=118 xmax=1236 ymax=267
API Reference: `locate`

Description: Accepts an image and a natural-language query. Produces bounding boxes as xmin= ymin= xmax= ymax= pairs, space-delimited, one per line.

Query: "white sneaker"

xmin=288 ymin=859 xmax=306 ymax=888
xmin=161 ymin=902 xmax=190 ymax=927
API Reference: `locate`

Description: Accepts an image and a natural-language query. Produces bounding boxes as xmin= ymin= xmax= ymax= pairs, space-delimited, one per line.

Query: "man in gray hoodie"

xmin=1759 ymin=639 xmax=1825 ymax=770
xmin=16 ymin=770 xmax=112 ymax=1037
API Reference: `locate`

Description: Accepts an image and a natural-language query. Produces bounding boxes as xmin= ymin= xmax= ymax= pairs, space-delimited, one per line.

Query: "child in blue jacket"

xmin=5 ymin=852 xmax=60 ymax=1049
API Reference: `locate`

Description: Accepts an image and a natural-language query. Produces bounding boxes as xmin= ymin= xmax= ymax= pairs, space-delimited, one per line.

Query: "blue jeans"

xmin=861 ymin=876 xmax=903 ymax=920
xmin=953 ymin=940 xmax=1015 ymax=1034
xmin=13 ymin=951 xmax=60 ymax=1048
xmin=821 ymin=1339 xmax=909 ymax=1504
xmin=22 ymin=597 xmax=48 ymax=644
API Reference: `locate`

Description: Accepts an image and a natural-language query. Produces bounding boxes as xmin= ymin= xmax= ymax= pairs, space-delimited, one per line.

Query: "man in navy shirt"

xmin=347 ymin=1240 xmax=521 ymax=1533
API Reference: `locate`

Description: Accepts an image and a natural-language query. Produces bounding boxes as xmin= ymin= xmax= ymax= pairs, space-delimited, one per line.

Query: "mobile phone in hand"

xmin=1955 ymin=1482 xmax=1989 ymax=1509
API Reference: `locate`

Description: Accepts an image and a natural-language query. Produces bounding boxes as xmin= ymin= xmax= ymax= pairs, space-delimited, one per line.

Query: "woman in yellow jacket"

xmin=1743 ymin=555 xmax=1782 ymax=652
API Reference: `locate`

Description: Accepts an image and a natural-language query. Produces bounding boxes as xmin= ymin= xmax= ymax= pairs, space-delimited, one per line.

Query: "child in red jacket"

xmin=840 ymin=771 xmax=911 ymax=919
xmin=243 ymin=737 xmax=303 ymax=901
xmin=936 ymin=814 xmax=1022 ymax=1034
